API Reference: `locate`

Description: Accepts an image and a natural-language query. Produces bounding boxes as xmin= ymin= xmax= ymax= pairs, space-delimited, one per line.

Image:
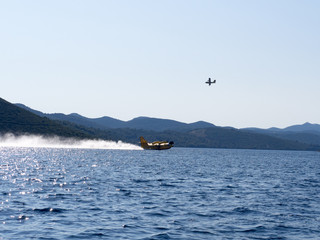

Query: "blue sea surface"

xmin=0 ymin=147 xmax=319 ymax=239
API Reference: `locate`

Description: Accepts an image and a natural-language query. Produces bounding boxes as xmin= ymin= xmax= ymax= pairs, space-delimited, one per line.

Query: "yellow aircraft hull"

xmin=140 ymin=136 xmax=174 ymax=150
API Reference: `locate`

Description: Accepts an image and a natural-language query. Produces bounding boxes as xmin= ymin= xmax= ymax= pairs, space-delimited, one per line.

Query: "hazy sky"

xmin=1 ymin=0 xmax=319 ymax=128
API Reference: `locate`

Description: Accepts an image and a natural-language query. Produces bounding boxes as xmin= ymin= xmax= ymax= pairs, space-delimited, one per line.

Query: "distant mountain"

xmin=243 ymin=122 xmax=320 ymax=134
xmin=242 ymin=123 xmax=320 ymax=146
xmin=283 ymin=122 xmax=320 ymax=133
xmin=15 ymin=104 xmax=126 ymax=129
xmin=186 ymin=127 xmax=317 ymax=150
xmin=273 ymin=132 xmax=320 ymax=146
xmin=15 ymin=104 xmax=215 ymax=132
xmin=124 ymin=117 xmax=215 ymax=132
xmin=0 ymin=98 xmax=94 ymax=139
xmin=102 ymin=126 xmax=319 ymax=151
xmin=4 ymin=99 xmax=319 ymax=151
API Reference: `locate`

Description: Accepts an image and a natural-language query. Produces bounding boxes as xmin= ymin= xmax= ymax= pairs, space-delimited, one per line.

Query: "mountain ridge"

xmin=0 ymin=99 xmax=317 ymax=151
xmin=15 ymin=104 xmax=216 ymax=132
xmin=16 ymin=103 xmax=320 ymax=135
xmin=242 ymin=123 xmax=320 ymax=146
xmin=1 ymin=99 xmax=93 ymax=139
xmin=243 ymin=122 xmax=320 ymax=134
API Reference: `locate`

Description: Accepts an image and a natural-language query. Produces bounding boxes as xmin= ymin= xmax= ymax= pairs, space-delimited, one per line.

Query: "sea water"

xmin=0 ymin=147 xmax=319 ymax=239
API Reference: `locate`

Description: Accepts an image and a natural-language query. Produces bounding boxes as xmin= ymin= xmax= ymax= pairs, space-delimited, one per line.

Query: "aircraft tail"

xmin=140 ymin=136 xmax=149 ymax=148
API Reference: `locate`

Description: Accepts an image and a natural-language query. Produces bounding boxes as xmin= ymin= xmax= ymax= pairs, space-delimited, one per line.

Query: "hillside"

xmin=242 ymin=123 xmax=320 ymax=146
xmin=102 ymin=127 xmax=317 ymax=151
xmin=283 ymin=122 xmax=320 ymax=133
xmin=243 ymin=122 xmax=320 ymax=134
xmin=16 ymin=103 xmax=320 ymax=148
xmin=2 ymin=99 xmax=319 ymax=151
xmin=0 ymin=98 xmax=93 ymax=139
xmin=186 ymin=127 xmax=316 ymax=150
xmin=16 ymin=104 xmax=215 ymax=131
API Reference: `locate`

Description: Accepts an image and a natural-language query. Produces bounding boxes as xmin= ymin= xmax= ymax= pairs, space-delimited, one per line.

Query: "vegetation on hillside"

xmin=0 ymin=98 xmax=93 ymax=139
xmin=2 ymin=97 xmax=320 ymax=151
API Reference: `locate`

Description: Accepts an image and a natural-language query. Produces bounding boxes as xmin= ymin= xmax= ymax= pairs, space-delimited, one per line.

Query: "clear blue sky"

xmin=1 ymin=0 xmax=319 ymax=128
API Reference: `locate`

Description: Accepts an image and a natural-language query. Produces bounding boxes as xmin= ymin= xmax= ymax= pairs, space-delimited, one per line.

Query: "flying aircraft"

xmin=206 ymin=78 xmax=216 ymax=86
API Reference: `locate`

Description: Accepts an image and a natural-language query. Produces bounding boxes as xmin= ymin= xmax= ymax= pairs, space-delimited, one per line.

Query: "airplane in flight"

xmin=206 ymin=78 xmax=216 ymax=86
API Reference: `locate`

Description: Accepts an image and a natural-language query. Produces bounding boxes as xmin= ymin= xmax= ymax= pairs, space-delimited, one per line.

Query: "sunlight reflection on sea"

xmin=1 ymin=147 xmax=319 ymax=239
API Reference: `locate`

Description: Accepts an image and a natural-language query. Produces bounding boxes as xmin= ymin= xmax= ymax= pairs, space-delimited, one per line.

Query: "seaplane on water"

xmin=206 ymin=78 xmax=216 ymax=86
xmin=140 ymin=136 xmax=174 ymax=150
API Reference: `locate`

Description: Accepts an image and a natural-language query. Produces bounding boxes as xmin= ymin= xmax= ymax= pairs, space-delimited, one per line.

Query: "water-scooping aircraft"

xmin=140 ymin=136 xmax=174 ymax=150
xmin=206 ymin=78 xmax=216 ymax=86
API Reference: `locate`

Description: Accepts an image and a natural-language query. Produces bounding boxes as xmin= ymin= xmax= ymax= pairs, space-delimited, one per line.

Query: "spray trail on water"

xmin=0 ymin=134 xmax=142 ymax=150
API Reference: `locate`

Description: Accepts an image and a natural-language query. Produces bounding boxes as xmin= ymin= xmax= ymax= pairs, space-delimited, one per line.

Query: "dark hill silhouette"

xmin=243 ymin=122 xmax=320 ymax=134
xmin=16 ymin=104 xmax=215 ymax=131
xmin=283 ymin=122 xmax=320 ymax=133
xmin=1 ymin=98 xmax=93 ymax=138
xmin=16 ymin=103 xmax=320 ymax=147
xmin=99 ymin=126 xmax=319 ymax=151
xmin=187 ymin=127 xmax=316 ymax=150
xmin=125 ymin=117 xmax=215 ymax=132
xmin=4 ymin=99 xmax=319 ymax=151
xmin=15 ymin=104 xmax=126 ymax=129
xmin=242 ymin=123 xmax=320 ymax=146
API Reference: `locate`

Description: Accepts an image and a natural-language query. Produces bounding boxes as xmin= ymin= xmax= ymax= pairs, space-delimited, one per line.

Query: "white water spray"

xmin=0 ymin=134 xmax=142 ymax=150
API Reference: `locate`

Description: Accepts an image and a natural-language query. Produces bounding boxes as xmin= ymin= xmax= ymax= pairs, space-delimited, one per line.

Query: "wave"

xmin=0 ymin=133 xmax=142 ymax=150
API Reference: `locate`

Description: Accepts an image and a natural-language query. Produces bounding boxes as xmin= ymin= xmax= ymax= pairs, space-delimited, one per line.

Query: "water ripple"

xmin=0 ymin=148 xmax=320 ymax=239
